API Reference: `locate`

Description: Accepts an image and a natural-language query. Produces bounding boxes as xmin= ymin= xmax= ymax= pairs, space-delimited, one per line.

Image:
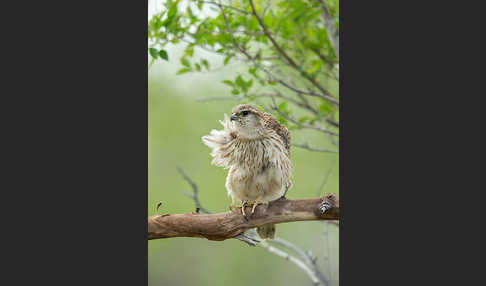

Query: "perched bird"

xmin=202 ymin=104 xmax=292 ymax=239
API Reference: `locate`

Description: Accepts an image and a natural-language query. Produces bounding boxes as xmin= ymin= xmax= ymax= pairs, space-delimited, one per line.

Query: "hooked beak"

xmin=230 ymin=114 xmax=238 ymax=121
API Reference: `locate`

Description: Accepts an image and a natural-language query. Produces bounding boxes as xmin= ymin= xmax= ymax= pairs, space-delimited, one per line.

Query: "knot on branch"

xmin=318 ymin=193 xmax=339 ymax=217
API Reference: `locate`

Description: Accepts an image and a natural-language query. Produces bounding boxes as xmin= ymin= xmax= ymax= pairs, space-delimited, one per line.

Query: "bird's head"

xmin=230 ymin=104 xmax=265 ymax=139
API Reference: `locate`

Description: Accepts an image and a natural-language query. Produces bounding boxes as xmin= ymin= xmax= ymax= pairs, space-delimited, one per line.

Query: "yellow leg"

xmin=251 ymin=202 xmax=258 ymax=214
xmin=250 ymin=200 xmax=268 ymax=214
xmin=241 ymin=201 xmax=247 ymax=216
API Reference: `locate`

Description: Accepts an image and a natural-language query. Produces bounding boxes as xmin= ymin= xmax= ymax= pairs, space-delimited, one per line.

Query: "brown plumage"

xmin=202 ymin=104 xmax=292 ymax=239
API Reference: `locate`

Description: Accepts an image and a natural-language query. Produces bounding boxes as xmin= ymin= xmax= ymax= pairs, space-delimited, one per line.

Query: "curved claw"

xmin=250 ymin=200 xmax=268 ymax=215
xmin=241 ymin=201 xmax=248 ymax=217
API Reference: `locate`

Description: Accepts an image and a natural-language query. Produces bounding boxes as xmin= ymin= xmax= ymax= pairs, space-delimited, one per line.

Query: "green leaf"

xmin=158 ymin=49 xmax=168 ymax=61
xmin=278 ymin=101 xmax=288 ymax=111
xmin=180 ymin=57 xmax=191 ymax=67
xmin=247 ymin=95 xmax=257 ymax=101
xmin=149 ymin=48 xmax=158 ymax=59
xmin=176 ymin=67 xmax=192 ymax=75
xmin=223 ymin=55 xmax=232 ymax=66
xmin=185 ymin=47 xmax=194 ymax=58
xmin=222 ymin=80 xmax=234 ymax=87
xmin=235 ymin=75 xmax=245 ymax=87
xmin=201 ymin=59 xmax=210 ymax=70
xmin=231 ymin=89 xmax=240 ymax=95
xmin=186 ymin=6 xmax=194 ymax=18
xmin=195 ymin=63 xmax=201 ymax=71
xmin=320 ymin=103 xmax=333 ymax=115
xmin=248 ymin=67 xmax=258 ymax=77
xmin=246 ymin=79 xmax=253 ymax=88
xmin=277 ymin=115 xmax=287 ymax=125
xmin=298 ymin=116 xmax=310 ymax=123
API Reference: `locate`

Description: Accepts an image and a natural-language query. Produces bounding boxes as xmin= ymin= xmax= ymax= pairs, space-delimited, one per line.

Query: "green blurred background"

xmin=148 ymin=51 xmax=339 ymax=286
xmin=148 ymin=2 xmax=338 ymax=285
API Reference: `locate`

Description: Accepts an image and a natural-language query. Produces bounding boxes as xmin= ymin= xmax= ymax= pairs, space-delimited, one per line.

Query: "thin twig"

xmin=176 ymin=167 xmax=268 ymax=246
xmin=197 ymin=0 xmax=250 ymax=14
xmin=218 ymin=4 xmax=330 ymax=99
xmin=258 ymin=92 xmax=319 ymax=115
xmin=249 ymin=0 xmax=338 ymax=105
xmin=269 ymin=98 xmax=338 ymax=136
xmin=196 ymin=96 xmax=243 ymax=102
xmin=260 ymin=241 xmax=325 ymax=286
xmin=177 ymin=167 xmax=211 ymax=214
xmin=293 ymin=143 xmax=338 ymax=154
xmin=234 ymin=228 xmax=262 ymax=246
xmin=317 ymin=158 xmax=337 ymax=196
xmin=271 ymin=238 xmax=329 ymax=286
xmin=322 ymin=222 xmax=332 ymax=284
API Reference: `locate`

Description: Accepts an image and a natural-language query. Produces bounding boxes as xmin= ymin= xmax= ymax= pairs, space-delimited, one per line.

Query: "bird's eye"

xmin=242 ymin=111 xmax=249 ymax=116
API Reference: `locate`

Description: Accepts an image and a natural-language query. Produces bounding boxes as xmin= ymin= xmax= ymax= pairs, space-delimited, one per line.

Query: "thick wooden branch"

xmin=148 ymin=194 xmax=339 ymax=241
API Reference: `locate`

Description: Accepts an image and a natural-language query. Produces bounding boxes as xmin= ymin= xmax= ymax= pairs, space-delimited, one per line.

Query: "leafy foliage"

xmin=148 ymin=0 xmax=339 ymax=142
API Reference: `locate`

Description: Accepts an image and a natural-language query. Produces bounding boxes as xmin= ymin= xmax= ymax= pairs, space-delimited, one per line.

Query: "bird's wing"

xmin=263 ymin=113 xmax=291 ymax=158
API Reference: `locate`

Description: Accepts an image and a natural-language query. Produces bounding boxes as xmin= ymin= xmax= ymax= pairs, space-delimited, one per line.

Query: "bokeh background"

xmin=148 ymin=1 xmax=339 ymax=285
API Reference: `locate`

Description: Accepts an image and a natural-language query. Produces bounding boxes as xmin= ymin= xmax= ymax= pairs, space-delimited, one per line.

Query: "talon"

xmin=250 ymin=201 xmax=266 ymax=214
xmin=241 ymin=201 xmax=247 ymax=217
xmin=251 ymin=203 xmax=258 ymax=214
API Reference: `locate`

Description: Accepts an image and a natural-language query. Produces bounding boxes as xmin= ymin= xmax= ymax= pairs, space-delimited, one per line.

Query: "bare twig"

xmin=177 ymin=167 xmax=267 ymax=246
xmin=196 ymin=96 xmax=243 ymax=102
xmin=271 ymin=238 xmax=329 ymax=285
xmin=311 ymin=48 xmax=339 ymax=80
xmin=269 ymin=98 xmax=338 ymax=136
xmin=260 ymin=241 xmax=325 ymax=286
xmin=177 ymin=167 xmax=211 ymax=214
xmin=317 ymin=159 xmax=337 ymax=196
xmin=234 ymin=228 xmax=262 ymax=246
xmin=293 ymin=143 xmax=338 ymax=154
xmin=258 ymin=92 xmax=319 ymax=115
xmin=322 ymin=221 xmax=332 ymax=284
xmin=197 ymin=0 xmax=250 ymax=14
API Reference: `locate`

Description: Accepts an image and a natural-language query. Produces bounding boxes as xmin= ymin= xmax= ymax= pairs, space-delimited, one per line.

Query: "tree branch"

xmin=218 ymin=4 xmax=332 ymax=100
xmin=148 ymin=194 xmax=339 ymax=241
xmin=260 ymin=241 xmax=326 ymax=286
xmin=249 ymin=0 xmax=338 ymax=105
xmin=271 ymin=238 xmax=329 ymax=285
xmin=197 ymin=1 xmax=250 ymax=15
xmin=269 ymin=98 xmax=339 ymax=136
xmin=292 ymin=143 xmax=338 ymax=154
xmin=177 ymin=167 xmax=211 ymax=214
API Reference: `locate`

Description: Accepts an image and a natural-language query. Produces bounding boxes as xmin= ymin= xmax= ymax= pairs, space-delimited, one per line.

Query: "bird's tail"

xmin=256 ymin=223 xmax=276 ymax=240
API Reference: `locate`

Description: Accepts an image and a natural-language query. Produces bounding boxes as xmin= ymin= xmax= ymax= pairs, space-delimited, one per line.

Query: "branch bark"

xmin=148 ymin=194 xmax=339 ymax=241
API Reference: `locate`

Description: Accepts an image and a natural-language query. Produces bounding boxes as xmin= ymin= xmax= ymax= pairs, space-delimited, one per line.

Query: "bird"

xmin=202 ymin=104 xmax=292 ymax=239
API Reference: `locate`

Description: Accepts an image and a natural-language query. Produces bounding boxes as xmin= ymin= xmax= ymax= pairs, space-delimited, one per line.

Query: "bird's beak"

xmin=230 ymin=114 xmax=238 ymax=121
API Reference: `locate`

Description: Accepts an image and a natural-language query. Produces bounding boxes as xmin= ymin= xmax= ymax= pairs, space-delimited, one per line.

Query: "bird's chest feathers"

xmin=230 ymin=136 xmax=285 ymax=172
xmin=225 ymin=136 xmax=290 ymax=202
